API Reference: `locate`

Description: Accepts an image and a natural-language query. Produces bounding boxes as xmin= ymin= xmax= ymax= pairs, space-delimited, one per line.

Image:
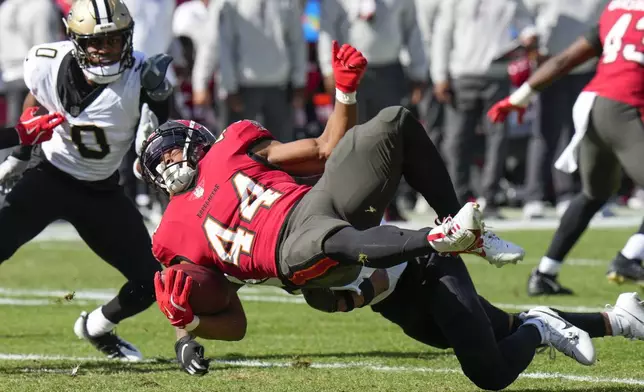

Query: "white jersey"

xmin=23 ymin=41 xmax=145 ymax=181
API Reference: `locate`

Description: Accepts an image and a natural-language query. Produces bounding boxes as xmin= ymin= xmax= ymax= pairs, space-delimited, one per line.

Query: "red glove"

xmin=154 ymin=269 xmax=195 ymax=328
xmin=507 ymin=57 xmax=532 ymax=87
xmin=487 ymin=97 xmax=528 ymax=124
xmin=15 ymin=107 xmax=64 ymax=145
xmin=332 ymin=40 xmax=368 ymax=93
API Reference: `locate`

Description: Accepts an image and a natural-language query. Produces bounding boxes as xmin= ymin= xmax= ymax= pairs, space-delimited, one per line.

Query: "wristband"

xmin=184 ymin=315 xmax=200 ymax=332
xmin=335 ymin=88 xmax=357 ymax=105
xmin=508 ymin=83 xmax=535 ymax=107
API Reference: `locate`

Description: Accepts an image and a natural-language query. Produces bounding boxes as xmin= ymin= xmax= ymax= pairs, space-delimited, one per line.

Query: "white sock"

xmin=86 ymin=307 xmax=116 ymax=337
xmin=606 ymin=311 xmax=629 ymax=337
xmin=620 ymin=233 xmax=644 ymax=260
xmin=537 ymin=256 xmax=562 ymax=275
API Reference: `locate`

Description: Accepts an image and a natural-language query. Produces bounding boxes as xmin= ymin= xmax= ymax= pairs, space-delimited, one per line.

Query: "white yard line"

xmin=0 ymin=287 xmax=605 ymax=312
xmin=29 ymin=217 xmax=642 ymax=243
xmin=0 ymin=353 xmax=642 ymax=386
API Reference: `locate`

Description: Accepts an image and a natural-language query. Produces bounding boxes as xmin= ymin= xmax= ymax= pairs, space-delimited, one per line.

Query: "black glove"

xmin=175 ymin=335 xmax=209 ymax=376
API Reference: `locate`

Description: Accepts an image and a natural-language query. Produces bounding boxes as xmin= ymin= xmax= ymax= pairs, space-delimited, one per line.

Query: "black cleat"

xmin=606 ymin=252 xmax=644 ymax=286
xmin=73 ymin=311 xmax=143 ymax=361
xmin=527 ymin=268 xmax=574 ymax=297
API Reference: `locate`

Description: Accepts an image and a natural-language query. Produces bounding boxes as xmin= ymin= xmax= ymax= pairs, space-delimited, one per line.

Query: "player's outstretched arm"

xmin=488 ymin=31 xmax=600 ymax=124
xmin=253 ymin=41 xmax=367 ymax=176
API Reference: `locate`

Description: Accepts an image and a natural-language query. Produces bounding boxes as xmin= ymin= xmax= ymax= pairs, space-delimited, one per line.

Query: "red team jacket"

xmin=152 ymin=120 xmax=311 ymax=281
xmin=584 ymin=1 xmax=644 ymax=109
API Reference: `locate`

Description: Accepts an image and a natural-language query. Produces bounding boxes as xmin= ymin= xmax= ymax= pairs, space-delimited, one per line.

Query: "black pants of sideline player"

xmin=372 ymin=254 xmax=608 ymax=391
xmin=0 ymin=159 xmax=161 ymax=323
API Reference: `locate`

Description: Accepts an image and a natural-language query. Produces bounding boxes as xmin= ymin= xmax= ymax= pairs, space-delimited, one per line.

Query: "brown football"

xmin=163 ymin=263 xmax=233 ymax=315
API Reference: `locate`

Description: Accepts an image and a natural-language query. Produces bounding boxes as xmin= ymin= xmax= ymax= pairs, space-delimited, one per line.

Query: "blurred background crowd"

xmin=0 ymin=0 xmax=641 ymax=223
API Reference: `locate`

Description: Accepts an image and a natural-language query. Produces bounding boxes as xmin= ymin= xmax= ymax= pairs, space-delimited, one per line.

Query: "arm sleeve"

xmin=140 ymin=88 xmax=171 ymax=124
xmin=584 ymin=24 xmax=602 ymax=54
xmin=401 ymin=0 xmax=428 ymax=81
xmin=0 ymin=128 xmax=20 ymax=149
xmin=430 ymin=0 xmax=455 ymax=84
xmin=286 ymin=0 xmax=308 ymax=87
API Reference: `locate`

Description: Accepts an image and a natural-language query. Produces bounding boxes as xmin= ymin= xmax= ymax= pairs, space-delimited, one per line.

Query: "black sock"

xmin=552 ymin=310 xmax=607 ymax=338
xmin=323 ymin=225 xmax=433 ymax=269
xmin=101 ymin=280 xmax=156 ymax=323
xmin=545 ymin=193 xmax=606 ymax=261
xmin=398 ymin=109 xmax=462 ymax=219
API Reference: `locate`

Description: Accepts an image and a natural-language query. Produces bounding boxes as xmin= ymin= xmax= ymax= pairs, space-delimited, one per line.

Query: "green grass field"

xmin=0 ymin=228 xmax=643 ymax=392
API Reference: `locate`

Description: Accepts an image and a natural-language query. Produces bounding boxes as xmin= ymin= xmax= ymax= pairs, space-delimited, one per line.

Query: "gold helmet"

xmin=63 ymin=0 xmax=135 ymax=84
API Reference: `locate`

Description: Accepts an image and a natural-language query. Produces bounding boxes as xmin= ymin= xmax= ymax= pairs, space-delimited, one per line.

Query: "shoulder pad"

xmin=141 ymin=54 xmax=174 ymax=101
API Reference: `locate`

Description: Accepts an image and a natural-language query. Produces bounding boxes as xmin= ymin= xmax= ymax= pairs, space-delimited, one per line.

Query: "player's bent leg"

xmin=421 ymin=254 xmax=541 ymax=390
xmin=602 ymin=101 xmax=644 ymax=285
xmin=70 ymin=190 xmax=161 ymax=361
xmin=530 ymin=123 xmax=620 ymax=296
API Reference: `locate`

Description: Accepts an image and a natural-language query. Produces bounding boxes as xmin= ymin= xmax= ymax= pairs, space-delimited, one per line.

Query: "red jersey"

xmin=152 ymin=120 xmax=311 ymax=281
xmin=584 ymin=1 xmax=644 ymax=108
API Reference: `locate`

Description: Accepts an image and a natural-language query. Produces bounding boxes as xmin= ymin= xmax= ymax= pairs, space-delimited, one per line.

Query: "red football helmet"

xmin=141 ymin=120 xmax=216 ymax=195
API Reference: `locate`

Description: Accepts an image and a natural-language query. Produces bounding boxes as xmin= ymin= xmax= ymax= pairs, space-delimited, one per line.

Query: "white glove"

xmin=134 ymin=103 xmax=159 ymax=156
xmin=0 ymin=156 xmax=29 ymax=183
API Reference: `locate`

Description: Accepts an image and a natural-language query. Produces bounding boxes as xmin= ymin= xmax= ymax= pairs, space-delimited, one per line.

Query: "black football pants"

xmin=372 ymin=254 xmax=541 ymax=391
xmin=0 ymin=160 xmax=160 ymax=323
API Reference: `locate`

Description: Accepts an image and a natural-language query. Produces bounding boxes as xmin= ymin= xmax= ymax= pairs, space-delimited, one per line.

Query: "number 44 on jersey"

xmin=203 ymin=172 xmax=283 ymax=265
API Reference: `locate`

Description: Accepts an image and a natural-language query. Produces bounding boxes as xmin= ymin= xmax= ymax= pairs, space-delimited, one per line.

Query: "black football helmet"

xmin=141 ymin=120 xmax=216 ymax=195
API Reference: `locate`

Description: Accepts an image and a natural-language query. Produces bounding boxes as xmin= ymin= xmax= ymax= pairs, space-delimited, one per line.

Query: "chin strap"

xmin=82 ymin=62 xmax=123 ymax=84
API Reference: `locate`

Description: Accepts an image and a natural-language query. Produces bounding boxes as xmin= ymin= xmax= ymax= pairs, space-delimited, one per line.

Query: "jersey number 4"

xmin=203 ymin=172 xmax=283 ymax=265
xmin=603 ymin=13 xmax=644 ymax=65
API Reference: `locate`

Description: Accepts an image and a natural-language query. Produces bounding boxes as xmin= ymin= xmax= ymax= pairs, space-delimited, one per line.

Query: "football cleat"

xmin=527 ymin=269 xmax=574 ymax=297
xmin=606 ymin=253 xmax=644 ymax=286
xmin=467 ymin=231 xmax=525 ymax=267
xmin=73 ymin=311 xmax=143 ymax=361
xmin=522 ymin=306 xmax=596 ymax=366
xmin=428 ymin=202 xmax=483 ymax=254
xmin=605 ymin=292 xmax=644 ymax=340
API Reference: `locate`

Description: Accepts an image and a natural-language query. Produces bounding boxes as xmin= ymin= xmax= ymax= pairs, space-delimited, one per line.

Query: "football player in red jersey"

xmin=488 ymin=0 xmax=644 ymax=296
xmin=143 ymin=41 xmax=525 ymax=337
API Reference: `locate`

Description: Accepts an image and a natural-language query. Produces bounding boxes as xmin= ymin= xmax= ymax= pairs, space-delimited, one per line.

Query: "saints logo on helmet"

xmin=63 ymin=0 xmax=135 ymax=84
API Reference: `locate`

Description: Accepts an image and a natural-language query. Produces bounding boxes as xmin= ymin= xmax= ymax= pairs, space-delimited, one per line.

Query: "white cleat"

xmin=522 ymin=306 xmax=596 ymax=366
xmin=606 ymin=292 xmax=644 ymax=340
xmin=428 ymin=202 xmax=483 ymax=254
xmin=468 ymin=231 xmax=525 ymax=267
xmin=74 ymin=311 xmax=143 ymax=362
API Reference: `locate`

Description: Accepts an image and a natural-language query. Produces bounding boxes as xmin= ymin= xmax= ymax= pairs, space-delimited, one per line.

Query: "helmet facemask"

xmin=141 ymin=122 xmax=215 ymax=195
xmin=67 ymin=23 xmax=134 ymax=84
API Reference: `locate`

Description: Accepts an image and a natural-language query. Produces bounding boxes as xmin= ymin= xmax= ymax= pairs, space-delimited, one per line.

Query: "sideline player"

xmin=0 ymin=0 xmax=172 ymax=360
xmin=488 ymin=0 xmax=644 ymax=296
xmin=143 ymin=42 xmax=525 ymax=301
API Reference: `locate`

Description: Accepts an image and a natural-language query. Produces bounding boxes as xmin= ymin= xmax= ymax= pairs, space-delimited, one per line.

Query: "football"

xmin=163 ymin=263 xmax=233 ymax=315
